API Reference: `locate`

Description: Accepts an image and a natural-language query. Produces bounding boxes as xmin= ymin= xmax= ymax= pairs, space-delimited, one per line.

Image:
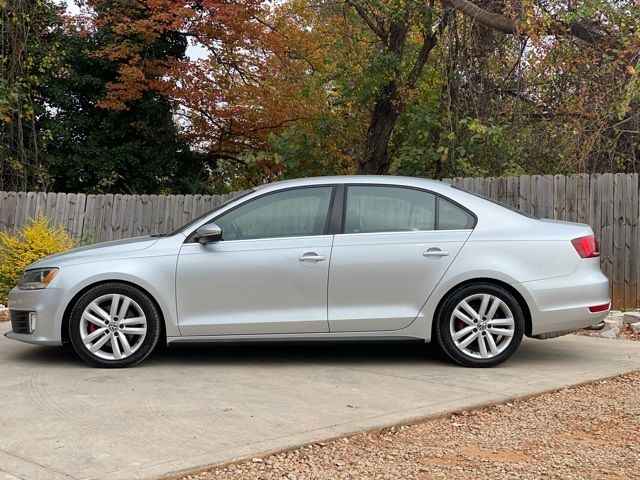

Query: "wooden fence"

xmin=0 ymin=191 xmax=245 ymax=244
xmin=0 ymin=173 xmax=636 ymax=308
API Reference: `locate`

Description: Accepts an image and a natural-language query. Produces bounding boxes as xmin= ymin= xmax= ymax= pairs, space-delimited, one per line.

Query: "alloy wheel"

xmin=79 ymin=293 xmax=148 ymax=360
xmin=449 ymin=293 xmax=515 ymax=359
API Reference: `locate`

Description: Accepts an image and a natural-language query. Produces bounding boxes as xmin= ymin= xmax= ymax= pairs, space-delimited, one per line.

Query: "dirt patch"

xmin=178 ymin=372 xmax=640 ymax=480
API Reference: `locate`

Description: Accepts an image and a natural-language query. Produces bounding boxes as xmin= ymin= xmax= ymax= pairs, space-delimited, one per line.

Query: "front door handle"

xmin=423 ymin=248 xmax=450 ymax=258
xmin=299 ymin=252 xmax=326 ymax=262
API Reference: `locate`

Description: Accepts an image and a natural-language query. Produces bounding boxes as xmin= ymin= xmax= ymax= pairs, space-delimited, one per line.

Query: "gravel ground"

xmin=178 ymin=372 xmax=640 ymax=480
xmin=575 ymin=323 xmax=640 ymax=342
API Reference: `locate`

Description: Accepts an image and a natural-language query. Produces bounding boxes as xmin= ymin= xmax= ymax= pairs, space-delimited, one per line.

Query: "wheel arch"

xmin=61 ymin=279 xmax=167 ymax=345
xmin=430 ymin=277 xmax=533 ymax=341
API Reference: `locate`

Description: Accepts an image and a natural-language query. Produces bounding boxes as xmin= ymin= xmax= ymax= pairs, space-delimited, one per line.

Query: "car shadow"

xmin=7 ymin=340 xmax=450 ymax=368
xmin=148 ymin=340 xmax=448 ymax=367
xmin=6 ymin=337 xmax=596 ymax=369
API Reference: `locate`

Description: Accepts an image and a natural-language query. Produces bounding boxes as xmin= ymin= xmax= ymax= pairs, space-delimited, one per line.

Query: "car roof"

xmin=254 ymin=175 xmax=449 ymax=192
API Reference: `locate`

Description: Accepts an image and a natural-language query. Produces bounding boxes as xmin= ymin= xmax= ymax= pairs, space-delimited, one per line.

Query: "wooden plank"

xmin=532 ymin=175 xmax=543 ymax=217
xmin=519 ymin=175 xmax=531 ymax=214
xmin=155 ymin=195 xmax=166 ymax=235
xmin=589 ymin=173 xmax=602 ymax=248
xmin=126 ymin=195 xmax=136 ymax=237
xmin=624 ymin=174 xmax=638 ymax=308
xmin=73 ymin=193 xmax=86 ymax=240
xmin=35 ymin=192 xmax=47 ymax=220
xmin=6 ymin=192 xmax=18 ymax=232
xmin=612 ymin=174 xmax=625 ymax=309
xmin=473 ymin=177 xmax=484 ymax=196
xmin=44 ymin=192 xmax=57 ymax=226
xmin=577 ymin=173 xmax=590 ymax=225
xmin=0 ymin=191 xmax=9 ymax=232
xmin=64 ymin=193 xmax=76 ymax=234
xmin=137 ymin=195 xmax=149 ymax=236
xmin=163 ymin=196 xmax=176 ymax=234
xmin=173 ymin=195 xmax=185 ymax=232
xmin=15 ymin=192 xmax=27 ymax=228
xmin=183 ymin=194 xmax=194 ymax=224
xmin=505 ymin=176 xmax=518 ymax=209
xmin=599 ymin=174 xmax=615 ymax=300
xmin=488 ymin=177 xmax=499 ymax=201
xmin=82 ymin=195 xmax=94 ymax=244
xmin=553 ymin=174 xmax=566 ymax=220
xmin=193 ymin=194 xmax=203 ymax=217
xmin=110 ymin=194 xmax=124 ymax=240
xmin=120 ymin=195 xmax=131 ymax=239
xmin=25 ymin=191 xmax=36 ymax=223
xmin=147 ymin=195 xmax=158 ymax=235
xmin=565 ymin=175 xmax=578 ymax=223
xmin=544 ymin=175 xmax=555 ymax=219
xmin=94 ymin=194 xmax=108 ymax=243
xmin=496 ymin=177 xmax=508 ymax=205
xmin=53 ymin=192 xmax=66 ymax=227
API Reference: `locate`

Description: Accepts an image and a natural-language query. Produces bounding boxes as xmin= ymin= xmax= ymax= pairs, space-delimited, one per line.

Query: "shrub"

xmin=0 ymin=217 xmax=76 ymax=302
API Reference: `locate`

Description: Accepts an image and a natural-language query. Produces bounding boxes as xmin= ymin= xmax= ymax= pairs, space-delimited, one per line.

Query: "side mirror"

xmin=195 ymin=223 xmax=222 ymax=244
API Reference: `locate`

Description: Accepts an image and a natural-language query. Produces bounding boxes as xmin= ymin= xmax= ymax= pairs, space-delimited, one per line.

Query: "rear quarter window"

xmin=438 ymin=197 xmax=476 ymax=230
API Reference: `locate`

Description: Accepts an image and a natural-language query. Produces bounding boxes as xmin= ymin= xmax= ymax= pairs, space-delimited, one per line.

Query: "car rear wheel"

xmin=436 ymin=283 xmax=524 ymax=367
xmin=69 ymin=282 xmax=161 ymax=368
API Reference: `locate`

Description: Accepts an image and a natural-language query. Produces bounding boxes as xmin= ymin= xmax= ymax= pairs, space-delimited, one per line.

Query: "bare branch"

xmin=442 ymin=0 xmax=607 ymax=44
xmin=443 ymin=0 xmax=515 ymax=34
xmin=346 ymin=1 xmax=387 ymax=40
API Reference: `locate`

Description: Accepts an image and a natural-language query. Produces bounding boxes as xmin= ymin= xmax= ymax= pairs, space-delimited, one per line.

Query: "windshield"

xmin=451 ymin=186 xmax=538 ymax=219
xmin=166 ymin=190 xmax=253 ymax=236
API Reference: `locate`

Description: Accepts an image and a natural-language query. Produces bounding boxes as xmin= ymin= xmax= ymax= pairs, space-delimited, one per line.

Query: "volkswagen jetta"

xmin=6 ymin=176 xmax=610 ymax=367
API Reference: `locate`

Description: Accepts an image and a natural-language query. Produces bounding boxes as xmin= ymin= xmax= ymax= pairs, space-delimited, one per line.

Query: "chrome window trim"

xmin=185 ymin=184 xmax=338 ymax=243
xmin=340 ymin=183 xmax=477 ymax=235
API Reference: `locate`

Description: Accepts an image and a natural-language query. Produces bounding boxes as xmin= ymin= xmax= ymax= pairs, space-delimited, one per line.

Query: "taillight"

xmin=571 ymin=235 xmax=599 ymax=258
xmin=588 ymin=303 xmax=610 ymax=313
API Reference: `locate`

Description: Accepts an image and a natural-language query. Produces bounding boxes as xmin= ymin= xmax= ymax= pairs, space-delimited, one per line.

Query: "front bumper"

xmin=517 ymin=260 xmax=610 ymax=337
xmin=5 ymin=287 xmax=69 ymax=346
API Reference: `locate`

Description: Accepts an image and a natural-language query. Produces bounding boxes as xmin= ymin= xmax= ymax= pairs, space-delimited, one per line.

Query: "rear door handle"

xmin=423 ymin=248 xmax=450 ymax=258
xmin=299 ymin=252 xmax=326 ymax=262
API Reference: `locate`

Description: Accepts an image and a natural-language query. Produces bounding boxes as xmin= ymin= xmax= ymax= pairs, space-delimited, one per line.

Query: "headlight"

xmin=18 ymin=268 xmax=59 ymax=290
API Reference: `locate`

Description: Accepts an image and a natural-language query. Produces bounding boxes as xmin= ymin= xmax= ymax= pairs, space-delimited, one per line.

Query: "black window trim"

xmin=185 ymin=184 xmax=338 ymax=243
xmin=340 ymin=183 xmax=477 ymax=235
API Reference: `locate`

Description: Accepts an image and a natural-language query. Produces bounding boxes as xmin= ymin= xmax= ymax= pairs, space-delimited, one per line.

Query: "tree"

xmin=0 ymin=0 xmax=61 ymax=191
xmin=341 ymin=0 xmax=447 ymax=174
xmin=38 ymin=2 xmax=204 ymax=193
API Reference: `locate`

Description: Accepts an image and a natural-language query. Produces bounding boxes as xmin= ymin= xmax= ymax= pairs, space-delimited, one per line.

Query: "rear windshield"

xmin=451 ymin=186 xmax=538 ymax=219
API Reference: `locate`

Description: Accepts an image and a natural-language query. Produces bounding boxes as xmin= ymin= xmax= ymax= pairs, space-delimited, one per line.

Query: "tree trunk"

xmin=361 ymin=82 xmax=401 ymax=174
xmin=352 ymin=7 xmax=444 ymax=175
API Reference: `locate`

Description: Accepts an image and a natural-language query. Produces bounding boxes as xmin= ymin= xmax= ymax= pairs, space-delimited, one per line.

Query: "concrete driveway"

xmin=1 ymin=322 xmax=639 ymax=480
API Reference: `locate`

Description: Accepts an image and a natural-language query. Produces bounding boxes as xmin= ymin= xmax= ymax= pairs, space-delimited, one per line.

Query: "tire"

xmin=69 ymin=282 xmax=161 ymax=368
xmin=435 ymin=283 xmax=524 ymax=368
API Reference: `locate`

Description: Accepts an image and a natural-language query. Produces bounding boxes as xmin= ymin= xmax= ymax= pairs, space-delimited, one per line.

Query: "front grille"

xmin=10 ymin=310 xmax=30 ymax=334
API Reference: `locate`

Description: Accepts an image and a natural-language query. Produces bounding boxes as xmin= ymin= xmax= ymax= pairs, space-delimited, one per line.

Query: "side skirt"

xmin=167 ymin=333 xmax=427 ymax=346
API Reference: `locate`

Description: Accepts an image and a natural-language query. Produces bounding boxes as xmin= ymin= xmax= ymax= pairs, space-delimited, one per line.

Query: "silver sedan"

xmin=6 ymin=176 xmax=610 ymax=367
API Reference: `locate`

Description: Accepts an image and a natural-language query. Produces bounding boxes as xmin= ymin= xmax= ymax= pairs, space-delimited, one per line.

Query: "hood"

xmin=28 ymin=236 xmax=159 ymax=269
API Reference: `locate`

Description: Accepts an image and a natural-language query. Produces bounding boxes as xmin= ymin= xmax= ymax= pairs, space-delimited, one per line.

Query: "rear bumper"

xmin=515 ymin=259 xmax=610 ymax=336
xmin=5 ymin=287 xmax=68 ymax=346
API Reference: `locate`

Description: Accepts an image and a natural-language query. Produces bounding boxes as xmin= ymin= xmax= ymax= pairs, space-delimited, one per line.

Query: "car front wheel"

xmin=436 ymin=283 xmax=524 ymax=367
xmin=69 ymin=282 xmax=161 ymax=368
